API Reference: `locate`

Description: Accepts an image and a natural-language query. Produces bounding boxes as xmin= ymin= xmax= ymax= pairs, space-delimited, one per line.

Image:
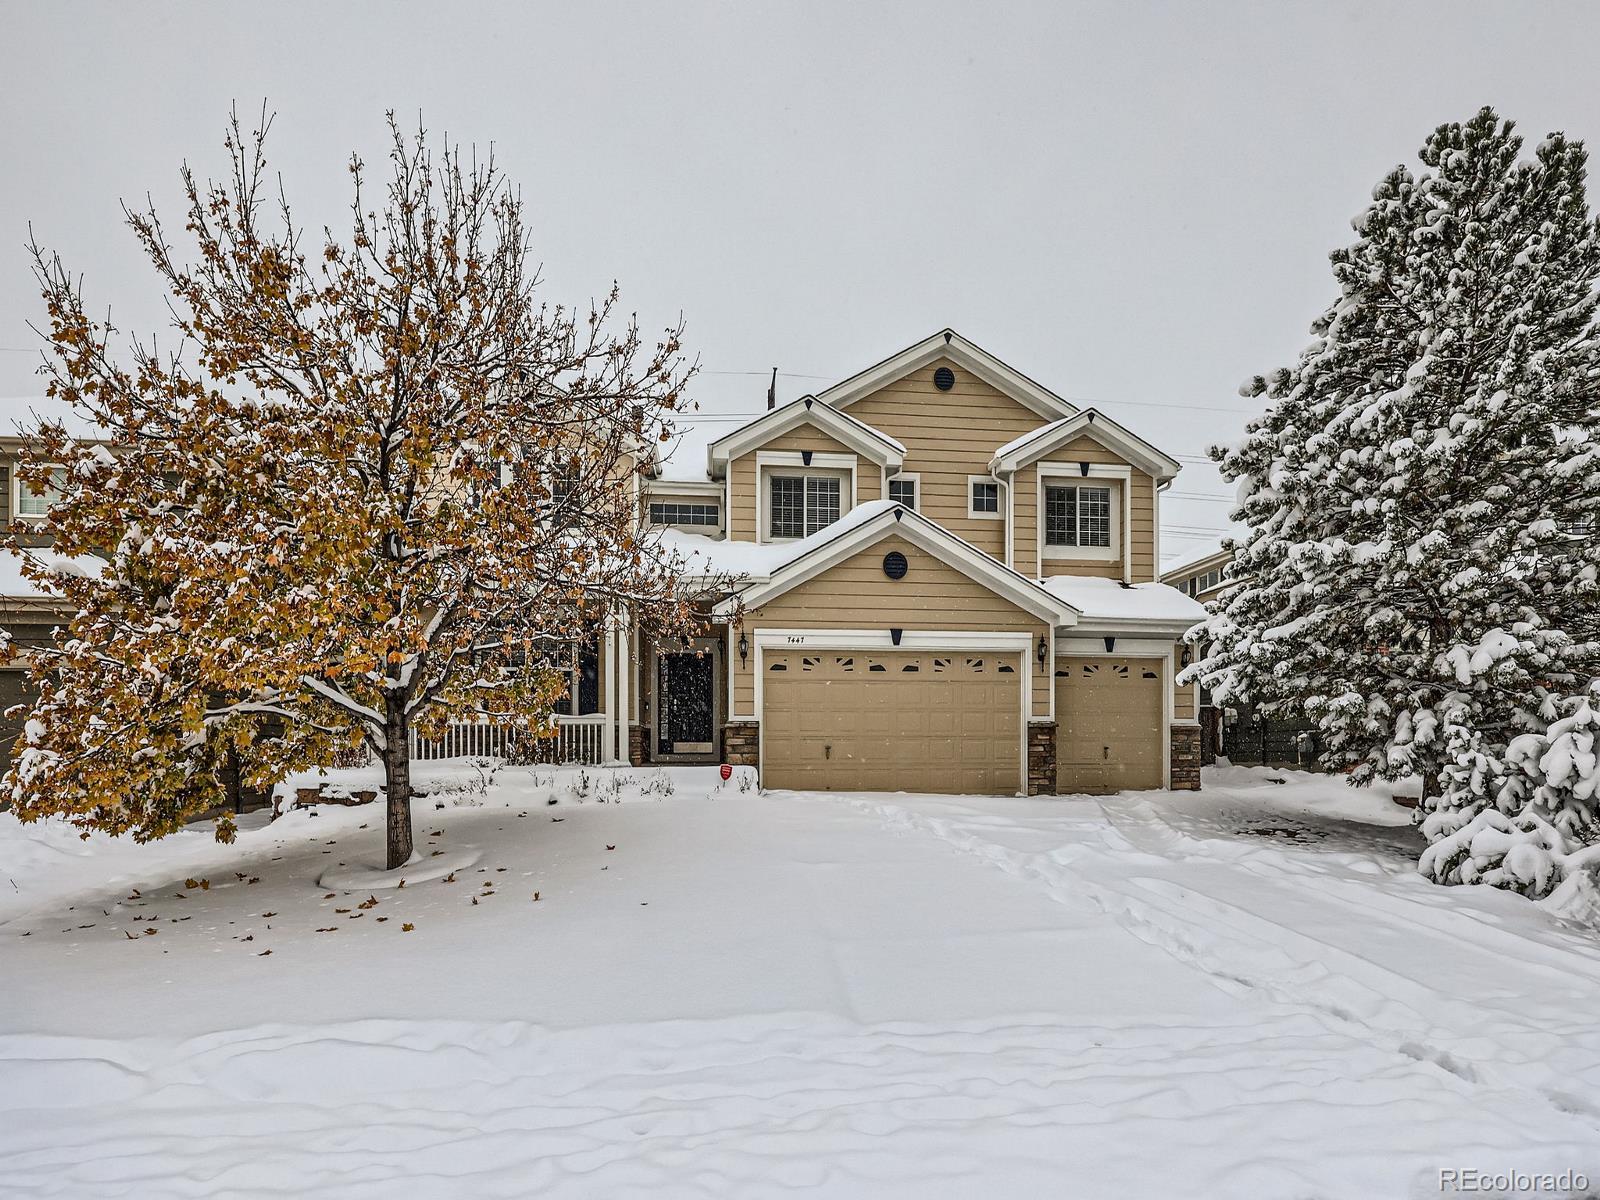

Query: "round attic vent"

xmin=882 ymin=551 xmax=909 ymax=580
xmin=933 ymin=366 xmax=956 ymax=391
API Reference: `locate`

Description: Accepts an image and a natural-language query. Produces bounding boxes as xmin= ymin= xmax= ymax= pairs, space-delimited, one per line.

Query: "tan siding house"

xmin=612 ymin=330 xmax=1207 ymax=795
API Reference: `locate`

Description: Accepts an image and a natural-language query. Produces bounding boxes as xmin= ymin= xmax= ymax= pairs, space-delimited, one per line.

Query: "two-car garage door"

xmin=762 ymin=650 xmax=1021 ymax=795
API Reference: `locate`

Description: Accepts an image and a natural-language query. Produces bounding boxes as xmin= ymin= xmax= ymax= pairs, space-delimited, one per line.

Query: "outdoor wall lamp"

xmin=737 ymin=631 xmax=749 ymax=665
xmin=1037 ymin=634 xmax=1048 ymax=666
xmin=1180 ymin=645 xmax=1193 ymax=668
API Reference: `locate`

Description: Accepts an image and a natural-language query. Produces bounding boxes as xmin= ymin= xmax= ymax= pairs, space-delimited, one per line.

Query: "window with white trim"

xmin=769 ymin=475 xmax=839 ymax=539
xmin=888 ymin=476 xmax=917 ymax=509
xmin=1044 ymin=484 xmax=1112 ymax=548
xmin=649 ymin=501 xmax=719 ymax=528
xmin=17 ymin=466 xmax=67 ymax=518
xmin=969 ymin=479 xmax=999 ymax=516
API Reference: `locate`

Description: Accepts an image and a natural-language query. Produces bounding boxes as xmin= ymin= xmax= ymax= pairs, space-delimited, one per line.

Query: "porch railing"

xmin=405 ymin=713 xmax=609 ymax=765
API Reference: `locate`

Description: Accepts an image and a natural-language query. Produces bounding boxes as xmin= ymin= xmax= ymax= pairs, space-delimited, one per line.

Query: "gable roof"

xmin=989 ymin=409 xmax=1181 ymax=481
xmin=814 ymin=329 xmax=1080 ymax=421
xmin=710 ymin=500 xmax=1080 ymax=625
xmin=704 ymin=396 xmax=905 ymax=479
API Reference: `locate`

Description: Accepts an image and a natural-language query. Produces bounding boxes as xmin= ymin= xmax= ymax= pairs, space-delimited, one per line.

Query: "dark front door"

xmin=659 ymin=651 xmax=715 ymax=756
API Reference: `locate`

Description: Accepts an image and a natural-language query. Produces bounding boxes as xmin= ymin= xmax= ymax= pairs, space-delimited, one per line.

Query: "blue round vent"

xmin=882 ymin=551 xmax=909 ymax=580
xmin=933 ymin=366 xmax=956 ymax=391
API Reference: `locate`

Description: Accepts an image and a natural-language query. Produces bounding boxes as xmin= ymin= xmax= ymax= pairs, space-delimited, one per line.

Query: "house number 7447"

xmin=785 ymin=635 xmax=806 ymax=644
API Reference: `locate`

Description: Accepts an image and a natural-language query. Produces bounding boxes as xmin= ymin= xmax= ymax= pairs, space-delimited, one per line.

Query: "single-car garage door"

xmin=762 ymin=650 xmax=1021 ymax=794
xmin=1055 ymin=656 xmax=1164 ymax=794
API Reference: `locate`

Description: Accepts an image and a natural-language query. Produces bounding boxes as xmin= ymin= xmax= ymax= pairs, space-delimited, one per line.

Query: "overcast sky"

xmin=3 ymin=1 xmax=1598 ymax=563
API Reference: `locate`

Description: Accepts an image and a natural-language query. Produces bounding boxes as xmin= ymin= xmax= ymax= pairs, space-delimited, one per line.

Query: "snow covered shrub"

xmin=1419 ymin=808 xmax=1573 ymax=897
xmin=1421 ymin=690 xmax=1600 ymax=897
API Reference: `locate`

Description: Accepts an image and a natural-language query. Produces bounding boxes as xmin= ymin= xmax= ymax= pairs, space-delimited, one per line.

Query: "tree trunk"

xmin=383 ymin=694 xmax=414 ymax=871
xmin=221 ymin=748 xmax=243 ymax=814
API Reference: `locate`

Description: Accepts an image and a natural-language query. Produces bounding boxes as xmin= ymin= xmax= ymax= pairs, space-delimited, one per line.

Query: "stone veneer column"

xmin=1027 ymin=721 xmax=1057 ymax=796
xmin=723 ymin=721 xmax=759 ymax=770
xmin=1169 ymin=724 xmax=1201 ymax=791
xmin=628 ymin=724 xmax=649 ymax=767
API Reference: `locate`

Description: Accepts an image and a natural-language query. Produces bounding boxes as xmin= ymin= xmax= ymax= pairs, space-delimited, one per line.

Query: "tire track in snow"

xmin=839 ymin=793 xmax=1600 ymax=1137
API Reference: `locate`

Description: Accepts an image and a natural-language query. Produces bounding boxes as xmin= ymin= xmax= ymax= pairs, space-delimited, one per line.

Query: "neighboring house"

xmin=611 ymin=329 xmax=1207 ymax=795
xmin=0 ymin=412 xmax=111 ymax=775
xmin=1161 ymin=540 xmax=1231 ymax=764
xmin=1161 ymin=539 xmax=1323 ymax=770
xmin=1163 ymin=542 xmax=1231 ymax=604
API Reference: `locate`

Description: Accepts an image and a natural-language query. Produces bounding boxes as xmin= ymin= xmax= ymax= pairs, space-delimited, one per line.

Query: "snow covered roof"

xmin=1160 ymin=537 xmax=1234 ymax=577
xmin=990 ymin=410 xmax=1181 ymax=481
xmin=661 ymin=499 xmax=901 ymax=582
xmin=0 ymin=395 xmax=111 ymax=442
xmin=1039 ymin=575 xmax=1205 ymax=631
xmin=697 ymin=501 xmax=1079 ymax=626
xmin=0 ymin=549 xmax=104 ymax=600
xmin=652 ymin=416 xmax=736 ymax=483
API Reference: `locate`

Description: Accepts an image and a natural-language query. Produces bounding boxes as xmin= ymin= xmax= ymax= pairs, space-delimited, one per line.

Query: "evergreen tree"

xmin=1191 ymin=107 xmax=1600 ymax=804
xmin=8 ymin=110 xmax=703 ymax=868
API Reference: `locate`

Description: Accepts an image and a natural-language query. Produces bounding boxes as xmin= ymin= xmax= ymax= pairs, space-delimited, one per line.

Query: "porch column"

xmin=604 ymin=615 xmax=620 ymax=764
xmin=615 ymin=605 xmax=631 ymax=764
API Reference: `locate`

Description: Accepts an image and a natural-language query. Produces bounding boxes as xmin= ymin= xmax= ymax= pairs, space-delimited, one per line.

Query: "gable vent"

xmin=933 ymin=366 xmax=955 ymax=391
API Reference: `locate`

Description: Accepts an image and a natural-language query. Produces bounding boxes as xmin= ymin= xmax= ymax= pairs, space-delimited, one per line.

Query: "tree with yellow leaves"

xmin=8 ymin=109 xmax=700 ymax=868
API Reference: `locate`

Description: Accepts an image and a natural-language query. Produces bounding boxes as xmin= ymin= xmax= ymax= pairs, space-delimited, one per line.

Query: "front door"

xmin=658 ymin=650 xmax=716 ymax=756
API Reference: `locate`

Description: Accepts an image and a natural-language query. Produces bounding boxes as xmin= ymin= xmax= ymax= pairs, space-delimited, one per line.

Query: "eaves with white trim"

xmin=705 ymin=396 xmax=905 ymax=479
xmin=814 ymin=328 xmax=1080 ymax=421
xmin=989 ymin=409 xmax=1181 ymax=482
xmin=712 ymin=502 xmax=1081 ymax=627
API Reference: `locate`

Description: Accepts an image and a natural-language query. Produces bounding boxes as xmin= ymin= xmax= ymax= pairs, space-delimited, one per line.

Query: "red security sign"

xmin=719 ymin=763 xmax=733 ymax=781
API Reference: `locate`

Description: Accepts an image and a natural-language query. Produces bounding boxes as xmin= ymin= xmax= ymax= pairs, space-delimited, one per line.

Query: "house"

xmin=586 ymin=330 xmax=1208 ymax=795
xmin=1163 ymin=541 xmax=1232 ymax=604
xmin=0 ymin=334 xmax=1209 ymax=797
xmin=1160 ymin=539 xmax=1325 ymax=770
xmin=1160 ymin=539 xmax=1233 ymax=763
xmin=0 ymin=412 xmax=110 ymax=774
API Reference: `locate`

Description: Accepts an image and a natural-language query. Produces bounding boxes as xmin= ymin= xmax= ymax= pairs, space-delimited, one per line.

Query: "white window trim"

xmin=750 ymin=629 xmax=1035 ymax=796
xmin=13 ymin=463 xmax=67 ymax=521
xmin=1036 ymin=463 xmax=1132 ymax=576
xmin=967 ymin=474 xmax=1003 ymax=520
xmin=756 ymin=451 xmax=856 ymax=544
xmin=647 ymin=499 xmax=723 ymax=533
xmin=886 ymin=471 xmax=920 ymax=511
xmin=1039 ymin=479 xmax=1119 ymax=563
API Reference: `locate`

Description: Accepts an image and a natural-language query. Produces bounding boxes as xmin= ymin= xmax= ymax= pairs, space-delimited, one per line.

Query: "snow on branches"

xmin=7 ymin=109 xmax=707 ymax=867
xmin=1420 ymin=689 xmax=1600 ymax=900
xmin=1188 ymin=107 xmax=1600 ymax=815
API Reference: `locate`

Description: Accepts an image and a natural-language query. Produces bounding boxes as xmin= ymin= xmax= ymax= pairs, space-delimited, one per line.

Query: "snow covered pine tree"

xmin=1188 ymin=107 xmax=1600 ymax=897
xmin=8 ymin=109 xmax=702 ymax=868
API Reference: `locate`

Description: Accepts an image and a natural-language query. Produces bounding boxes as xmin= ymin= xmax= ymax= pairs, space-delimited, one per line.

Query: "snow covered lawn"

xmin=3 ymin=764 xmax=1599 ymax=1198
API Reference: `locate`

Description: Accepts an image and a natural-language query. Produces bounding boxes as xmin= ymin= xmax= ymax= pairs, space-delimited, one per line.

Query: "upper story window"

xmin=1184 ymin=566 xmax=1223 ymax=595
xmin=770 ymin=474 xmax=839 ymax=539
xmin=17 ymin=466 xmax=68 ymax=518
xmin=1044 ymin=484 xmax=1112 ymax=548
xmin=968 ymin=477 xmax=1000 ymax=518
xmin=888 ymin=475 xmax=917 ymax=509
xmin=649 ymin=501 xmax=719 ymax=529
